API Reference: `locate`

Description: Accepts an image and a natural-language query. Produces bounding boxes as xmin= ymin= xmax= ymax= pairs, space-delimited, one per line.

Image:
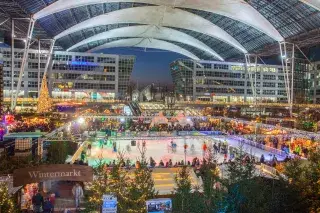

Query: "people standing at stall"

xmin=32 ymin=190 xmax=44 ymax=213
xmin=43 ymin=197 xmax=54 ymax=213
xmin=72 ymin=183 xmax=84 ymax=208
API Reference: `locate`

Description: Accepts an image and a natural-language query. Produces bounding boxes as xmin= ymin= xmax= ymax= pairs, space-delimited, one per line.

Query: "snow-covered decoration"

xmin=173 ymin=112 xmax=193 ymax=127
xmin=150 ymin=112 xmax=168 ymax=127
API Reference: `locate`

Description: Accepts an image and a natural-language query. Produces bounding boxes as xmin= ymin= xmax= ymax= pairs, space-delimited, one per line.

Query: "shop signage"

xmin=146 ymin=198 xmax=172 ymax=213
xmin=13 ymin=164 xmax=93 ymax=187
xmin=102 ymin=194 xmax=117 ymax=213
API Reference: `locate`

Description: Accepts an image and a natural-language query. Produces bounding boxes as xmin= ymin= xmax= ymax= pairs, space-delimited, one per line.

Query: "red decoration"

xmin=5 ymin=114 xmax=15 ymax=124
xmin=184 ymin=144 xmax=188 ymax=150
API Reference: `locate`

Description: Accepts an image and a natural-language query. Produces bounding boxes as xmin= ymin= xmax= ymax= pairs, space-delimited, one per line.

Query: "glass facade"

xmin=0 ymin=48 xmax=135 ymax=100
xmin=171 ymin=59 xmax=290 ymax=103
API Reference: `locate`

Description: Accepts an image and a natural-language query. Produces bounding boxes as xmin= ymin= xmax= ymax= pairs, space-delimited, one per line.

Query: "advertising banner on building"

xmin=146 ymin=198 xmax=172 ymax=213
xmin=102 ymin=194 xmax=117 ymax=213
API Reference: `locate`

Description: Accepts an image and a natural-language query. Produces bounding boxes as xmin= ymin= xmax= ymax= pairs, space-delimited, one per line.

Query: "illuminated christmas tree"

xmin=0 ymin=183 xmax=15 ymax=213
xmin=125 ymin=148 xmax=157 ymax=213
xmin=37 ymin=75 xmax=52 ymax=113
xmin=84 ymin=159 xmax=111 ymax=212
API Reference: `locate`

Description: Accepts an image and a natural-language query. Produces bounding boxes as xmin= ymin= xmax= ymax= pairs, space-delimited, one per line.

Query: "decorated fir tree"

xmin=173 ymin=166 xmax=193 ymax=211
xmin=125 ymin=148 xmax=157 ymax=213
xmin=37 ymin=75 xmax=52 ymax=113
xmin=108 ymin=156 xmax=131 ymax=213
xmin=226 ymin=145 xmax=256 ymax=184
xmin=200 ymin=146 xmax=223 ymax=213
xmin=84 ymin=159 xmax=110 ymax=212
xmin=0 ymin=183 xmax=15 ymax=213
xmin=222 ymin=145 xmax=257 ymax=212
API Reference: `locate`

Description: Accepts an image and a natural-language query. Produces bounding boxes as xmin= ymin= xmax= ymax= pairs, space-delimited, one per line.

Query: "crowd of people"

xmin=21 ymin=184 xmax=55 ymax=213
xmin=9 ymin=120 xmax=56 ymax=133
xmin=21 ymin=182 xmax=84 ymax=213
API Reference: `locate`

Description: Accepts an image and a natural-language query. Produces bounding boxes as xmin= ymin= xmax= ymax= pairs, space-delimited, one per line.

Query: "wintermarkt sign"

xmin=13 ymin=164 xmax=93 ymax=186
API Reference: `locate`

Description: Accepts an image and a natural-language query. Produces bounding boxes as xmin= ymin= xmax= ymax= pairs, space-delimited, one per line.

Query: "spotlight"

xmin=78 ymin=117 xmax=85 ymax=124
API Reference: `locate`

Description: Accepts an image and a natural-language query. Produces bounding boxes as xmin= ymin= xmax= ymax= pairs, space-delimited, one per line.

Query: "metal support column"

xmin=38 ymin=39 xmax=41 ymax=96
xmin=279 ymin=41 xmax=295 ymax=117
xmin=13 ymin=18 xmax=35 ymax=110
xmin=38 ymin=39 xmax=55 ymax=98
xmin=10 ymin=19 xmax=14 ymax=110
xmin=245 ymin=54 xmax=258 ymax=107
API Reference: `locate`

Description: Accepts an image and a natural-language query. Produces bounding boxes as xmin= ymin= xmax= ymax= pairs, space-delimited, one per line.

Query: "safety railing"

xmin=230 ymin=136 xmax=289 ymax=157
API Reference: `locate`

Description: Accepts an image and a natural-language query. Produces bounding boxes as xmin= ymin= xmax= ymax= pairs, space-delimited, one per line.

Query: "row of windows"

xmin=28 ymin=53 xmax=48 ymax=60
xmin=3 ymin=61 xmax=21 ymax=68
xmin=195 ymin=71 xmax=285 ymax=81
xmin=28 ymin=62 xmax=46 ymax=69
xmin=1 ymin=51 xmax=48 ymax=60
xmin=4 ymin=71 xmax=44 ymax=79
xmin=247 ymin=90 xmax=286 ymax=96
xmin=196 ymin=87 xmax=286 ymax=96
xmin=196 ymin=87 xmax=244 ymax=94
xmin=196 ymin=71 xmax=244 ymax=79
xmin=28 ymin=72 xmax=44 ymax=79
xmin=52 ymin=73 xmax=116 ymax=81
xmin=28 ymin=81 xmax=38 ymax=88
xmin=97 ymin=57 xmax=116 ymax=63
xmin=247 ymin=82 xmax=286 ymax=88
xmin=4 ymin=71 xmax=20 ymax=78
xmin=53 ymin=55 xmax=72 ymax=61
xmin=4 ymin=81 xmax=24 ymax=87
xmin=2 ymin=51 xmax=23 ymax=59
xmin=195 ymin=79 xmax=245 ymax=87
xmin=52 ymin=64 xmax=116 ymax=72
xmin=74 ymin=83 xmax=115 ymax=90
xmin=263 ymin=82 xmax=276 ymax=88
xmin=3 ymin=81 xmax=41 ymax=88
xmin=197 ymin=63 xmax=229 ymax=70
xmin=3 ymin=61 xmax=49 ymax=70
xmin=263 ymin=75 xmax=276 ymax=80
xmin=75 ymin=56 xmax=94 ymax=62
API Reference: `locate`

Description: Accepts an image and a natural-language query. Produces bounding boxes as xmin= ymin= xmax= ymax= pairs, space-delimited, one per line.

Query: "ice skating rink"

xmin=86 ymin=136 xmax=278 ymax=167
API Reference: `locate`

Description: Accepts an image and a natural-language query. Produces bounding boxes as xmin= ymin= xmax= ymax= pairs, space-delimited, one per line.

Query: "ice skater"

xmin=142 ymin=140 xmax=146 ymax=148
xmin=112 ymin=141 xmax=117 ymax=152
xmin=202 ymin=141 xmax=208 ymax=156
xmin=190 ymin=144 xmax=195 ymax=154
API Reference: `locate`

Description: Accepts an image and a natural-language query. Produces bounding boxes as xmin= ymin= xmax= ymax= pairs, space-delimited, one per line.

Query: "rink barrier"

xmin=230 ymin=136 xmax=289 ymax=158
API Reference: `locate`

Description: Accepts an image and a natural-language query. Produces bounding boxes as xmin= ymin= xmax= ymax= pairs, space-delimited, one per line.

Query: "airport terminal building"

xmin=0 ymin=48 xmax=135 ymax=100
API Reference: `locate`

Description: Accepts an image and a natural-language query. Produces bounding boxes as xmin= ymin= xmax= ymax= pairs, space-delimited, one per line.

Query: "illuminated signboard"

xmin=71 ymin=61 xmax=98 ymax=66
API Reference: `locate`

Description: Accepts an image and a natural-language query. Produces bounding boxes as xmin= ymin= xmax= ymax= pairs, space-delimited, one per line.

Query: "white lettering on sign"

xmin=28 ymin=169 xmax=81 ymax=179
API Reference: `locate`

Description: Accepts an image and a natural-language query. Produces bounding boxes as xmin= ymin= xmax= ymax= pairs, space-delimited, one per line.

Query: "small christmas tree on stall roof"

xmin=37 ymin=75 xmax=52 ymax=113
xmin=0 ymin=182 xmax=15 ymax=213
